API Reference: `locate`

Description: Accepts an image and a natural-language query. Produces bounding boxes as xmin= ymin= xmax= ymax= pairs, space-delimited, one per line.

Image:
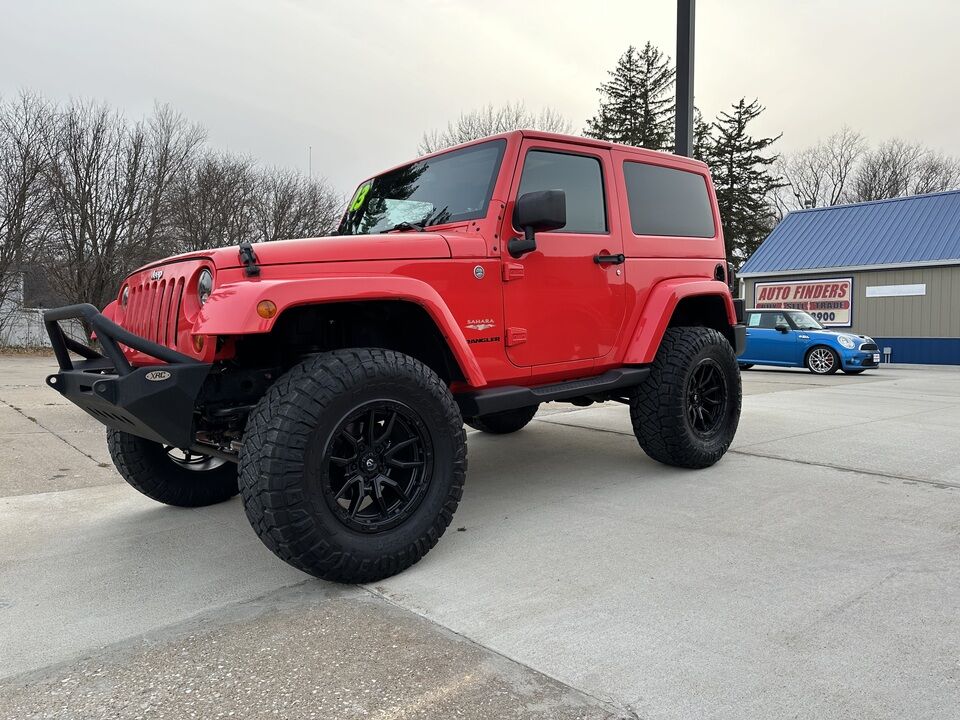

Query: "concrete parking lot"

xmin=1 ymin=355 xmax=958 ymax=719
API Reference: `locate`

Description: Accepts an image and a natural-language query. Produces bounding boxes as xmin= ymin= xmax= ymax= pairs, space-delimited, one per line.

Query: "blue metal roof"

xmin=740 ymin=189 xmax=960 ymax=276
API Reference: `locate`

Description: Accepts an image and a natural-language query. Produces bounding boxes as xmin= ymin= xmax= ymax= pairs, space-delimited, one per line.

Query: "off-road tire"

xmin=806 ymin=346 xmax=840 ymax=375
xmin=465 ymin=404 xmax=539 ymax=434
xmin=107 ymin=429 xmax=239 ymax=507
xmin=630 ymin=326 xmax=741 ymax=469
xmin=238 ymin=349 xmax=466 ymax=584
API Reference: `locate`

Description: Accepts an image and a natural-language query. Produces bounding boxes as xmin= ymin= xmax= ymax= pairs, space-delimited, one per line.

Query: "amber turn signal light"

xmin=257 ymin=300 xmax=278 ymax=319
xmin=192 ymin=334 xmax=205 ymax=352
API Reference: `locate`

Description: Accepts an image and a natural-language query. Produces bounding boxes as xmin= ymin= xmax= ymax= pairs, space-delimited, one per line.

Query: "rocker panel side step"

xmin=455 ymin=367 xmax=650 ymax=417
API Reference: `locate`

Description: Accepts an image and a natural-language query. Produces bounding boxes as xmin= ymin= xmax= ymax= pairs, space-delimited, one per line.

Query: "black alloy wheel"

xmin=239 ymin=348 xmax=466 ymax=583
xmin=685 ymin=358 xmax=729 ymax=437
xmin=322 ymin=400 xmax=433 ymax=533
xmin=629 ymin=326 xmax=741 ymax=469
xmin=163 ymin=446 xmax=225 ymax=472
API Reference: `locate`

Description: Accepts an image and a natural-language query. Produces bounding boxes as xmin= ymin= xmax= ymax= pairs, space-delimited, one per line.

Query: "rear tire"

xmin=738 ymin=363 xmax=754 ymax=370
xmin=806 ymin=346 xmax=840 ymax=375
xmin=107 ymin=429 xmax=238 ymax=507
xmin=239 ymin=349 xmax=466 ymax=583
xmin=465 ymin=404 xmax=539 ymax=434
xmin=630 ymin=327 xmax=741 ymax=469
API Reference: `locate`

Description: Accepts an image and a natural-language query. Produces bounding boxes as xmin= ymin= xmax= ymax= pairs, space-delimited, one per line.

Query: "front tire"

xmin=806 ymin=346 xmax=840 ymax=375
xmin=239 ymin=349 xmax=466 ymax=583
xmin=107 ymin=430 xmax=238 ymax=507
xmin=465 ymin=404 xmax=539 ymax=434
xmin=630 ymin=327 xmax=741 ymax=469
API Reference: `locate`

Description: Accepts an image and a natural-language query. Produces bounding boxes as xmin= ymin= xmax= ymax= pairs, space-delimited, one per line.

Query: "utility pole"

xmin=675 ymin=0 xmax=695 ymax=157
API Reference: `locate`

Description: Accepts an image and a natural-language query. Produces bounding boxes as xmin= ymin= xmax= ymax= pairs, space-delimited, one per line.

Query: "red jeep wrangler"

xmin=45 ymin=131 xmax=745 ymax=583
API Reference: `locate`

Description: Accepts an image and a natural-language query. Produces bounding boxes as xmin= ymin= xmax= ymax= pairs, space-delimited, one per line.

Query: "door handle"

xmin=594 ymin=253 xmax=625 ymax=265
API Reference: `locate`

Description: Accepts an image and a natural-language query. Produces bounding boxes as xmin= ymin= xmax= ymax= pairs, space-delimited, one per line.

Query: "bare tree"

xmin=43 ymin=101 xmax=201 ymax=312
xmin=419 ymin=102 xmax=572 ymax=154
xmin=141 ymin=104 xmax=205 ymax=249
xmin=847 ymin=138 xmax=960 ymax=202
xmin=253 ymin=168 xmax=342 ymax=242
xmin=775 ymin=127 xmax=865 ymax=214
xmin=906 ymin=152 xmax=960 ymax=196
xmin=0 ymin=91 xmax=52 ymax=331
xmin=777 ymin=131 xmax=960 ymax=213
xmin=170 ymin=151 xmax=259 ymax=251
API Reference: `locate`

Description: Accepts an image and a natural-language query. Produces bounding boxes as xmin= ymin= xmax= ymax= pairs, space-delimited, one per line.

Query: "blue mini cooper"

xmin=739 ymin=308 xmax=880 ymax=375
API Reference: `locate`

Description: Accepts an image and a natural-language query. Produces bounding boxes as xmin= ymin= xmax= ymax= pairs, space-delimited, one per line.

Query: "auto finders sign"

xmin=754 ymin=278 xmax=853 ymax=327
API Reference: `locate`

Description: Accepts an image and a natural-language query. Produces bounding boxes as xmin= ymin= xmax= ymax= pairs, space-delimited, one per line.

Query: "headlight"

xmin=121 ymin=285 xmax=129 ymax=307
xmin=198 ymin=269 xmax=213 ymax=305
xmin=838 ymin=335 xmax=855 ymax=349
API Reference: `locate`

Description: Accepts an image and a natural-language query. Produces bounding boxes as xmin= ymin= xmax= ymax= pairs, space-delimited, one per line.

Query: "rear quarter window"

xmin=623 ymin=162 xmax=715 ymax=237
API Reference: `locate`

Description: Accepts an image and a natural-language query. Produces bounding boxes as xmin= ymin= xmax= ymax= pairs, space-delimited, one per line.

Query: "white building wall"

xmin=0 ymin=273 xmax=83 ymax=348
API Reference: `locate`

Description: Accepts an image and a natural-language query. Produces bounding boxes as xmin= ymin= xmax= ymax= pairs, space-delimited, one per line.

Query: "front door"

xmin=749 ymin=310 xmax=797 ymax=365
xmin=501 ymin=141 xmax=625 ymax=367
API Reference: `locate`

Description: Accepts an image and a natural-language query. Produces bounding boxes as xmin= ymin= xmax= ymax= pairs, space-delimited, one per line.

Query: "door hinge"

xmin=502 ymin=262 xmax=525 ymax=282
xmin=506 ymin=327 xmax=527 ymax=346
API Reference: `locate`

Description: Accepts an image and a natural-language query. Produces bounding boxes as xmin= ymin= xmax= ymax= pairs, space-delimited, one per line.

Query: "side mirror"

xmin=508 ymin=189 xmax=566 ymax=258
xmin=775 ymin=323 xmax=790 ymax=334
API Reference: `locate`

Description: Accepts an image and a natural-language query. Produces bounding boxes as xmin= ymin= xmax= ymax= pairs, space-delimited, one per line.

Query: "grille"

xmin=860 ymin=342 xmax=878 ymax=352
xmin=125 ymin=277 xmax=186 ymax=348
xmin=120 ymin=258 xmax=208 ymax=351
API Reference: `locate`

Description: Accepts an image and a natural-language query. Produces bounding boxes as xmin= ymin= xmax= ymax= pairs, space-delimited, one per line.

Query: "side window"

xmin=623 ymin=161 xmax=715 ymax=237
xmin=757 ymin=312 xmax=787 ymax=329
xmin=747 ymin=313 xmax=762 ymax=328
xmin=517 ymin=150 xmax=606 ymax=233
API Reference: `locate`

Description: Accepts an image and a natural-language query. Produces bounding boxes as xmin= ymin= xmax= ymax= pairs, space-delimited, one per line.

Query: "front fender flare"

xmin=623 ymin=278 xmax=737 ymax=364
xmin=193 ymin=275 xmax=485 ymax=387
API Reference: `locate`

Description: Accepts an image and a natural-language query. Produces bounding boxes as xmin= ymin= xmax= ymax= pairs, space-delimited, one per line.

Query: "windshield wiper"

xmin=385 ymin=221 xmax=425 ymax=233
xmin=385 ymin=206 xmax=451 ymax=234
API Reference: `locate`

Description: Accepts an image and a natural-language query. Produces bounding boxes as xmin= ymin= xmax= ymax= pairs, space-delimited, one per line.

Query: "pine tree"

xmin=709 ymin=98 xmax=782 ymax=264
xmin=585 ymin=43 xmax=675 ymax=151
xmin=692 ymin=107 xmax=713 ymax=164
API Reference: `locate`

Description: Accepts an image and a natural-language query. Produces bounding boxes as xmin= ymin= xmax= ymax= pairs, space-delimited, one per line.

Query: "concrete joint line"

xmin=362 ymin=585 xmax=636 ymax=719
xmin=0 ymin=398 xmax=107 ymax=468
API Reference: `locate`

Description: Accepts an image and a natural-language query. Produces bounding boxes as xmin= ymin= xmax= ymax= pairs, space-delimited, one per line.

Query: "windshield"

xmin=788 ymin=311 xmax=824 ymax=330
xmin=338 ymin=139 xmax=506 ymax=235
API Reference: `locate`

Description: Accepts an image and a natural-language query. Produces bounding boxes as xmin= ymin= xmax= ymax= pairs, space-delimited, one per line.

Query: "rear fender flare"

xmin=193 ymin=275 xmax=485 ymax=387
xmin=623 ymin=278 xmax=736 ymax=364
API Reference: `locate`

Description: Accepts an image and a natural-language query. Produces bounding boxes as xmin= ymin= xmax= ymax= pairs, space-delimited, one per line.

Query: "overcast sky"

xmin=2 ymin=0 xmax=958 ymax=193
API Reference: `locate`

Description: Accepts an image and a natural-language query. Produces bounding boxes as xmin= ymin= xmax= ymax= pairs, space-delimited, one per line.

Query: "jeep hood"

xmin=136 ymin=233 xmax=452 ymax=273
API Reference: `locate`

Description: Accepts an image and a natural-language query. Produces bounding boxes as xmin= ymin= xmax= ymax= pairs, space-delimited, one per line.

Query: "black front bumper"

xmin=44 ymin=304 xmax=211 ymax=448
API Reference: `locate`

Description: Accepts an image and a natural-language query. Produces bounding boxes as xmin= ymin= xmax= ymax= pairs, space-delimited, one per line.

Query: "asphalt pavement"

xmin=1 ymin=355 xmax=958 ymax=719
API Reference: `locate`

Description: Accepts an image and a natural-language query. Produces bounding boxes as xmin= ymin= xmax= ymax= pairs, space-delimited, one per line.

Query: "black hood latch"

xmin=238 ymin=241 xmax=261 ymax=277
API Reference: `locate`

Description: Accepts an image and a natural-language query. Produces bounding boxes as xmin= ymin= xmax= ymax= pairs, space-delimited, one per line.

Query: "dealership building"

xmin=739 ymin=189 xmax=960 ymax=365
